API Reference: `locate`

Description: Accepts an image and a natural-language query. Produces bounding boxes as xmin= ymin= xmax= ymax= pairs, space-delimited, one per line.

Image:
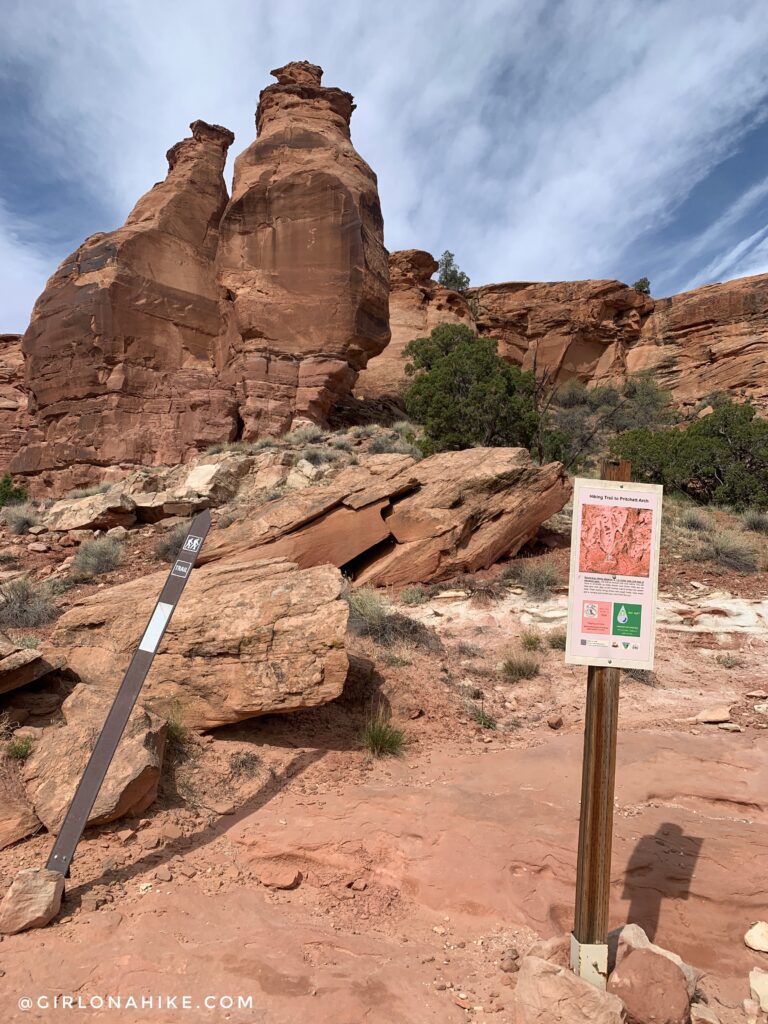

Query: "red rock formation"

xmin=354 ymin=250 xmax=471 ymax=401
xmin=627 ymin=273 xmax=768 ymax=412
xmin=216 ymin=61 xmax=390 ymax=436
xmin=468 ymin=278 xmax=653 ymax=382
xmin=12 ymin=121 xmax=236 ymax=493
xmin=0 ymin=335 xmax=28 ymax=470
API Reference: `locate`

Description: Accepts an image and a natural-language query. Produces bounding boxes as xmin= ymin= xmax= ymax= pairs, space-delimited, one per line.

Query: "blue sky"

xmin=1 ymin=0 xmax=768 ymax=331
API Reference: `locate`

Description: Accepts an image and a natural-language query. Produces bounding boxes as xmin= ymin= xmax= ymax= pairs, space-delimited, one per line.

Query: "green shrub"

xmin=403 ymin=325 xmax=538 ymax=456
xmin=346 ymin=587 xmax=439 ymax=650
xmin=680 ymin=507 xmax=713 ymax=532
xmin=743 ymin=509 xmax=768 ymax=535
xmin=520 ymin=560 xmax=561 ymax=600
xmin=715 ymin=652 xmax=744 ymax=669
xmin=623 ymin=667 xmax=656 ymax=685
xmin=0 ymin=578 xmax=58 ymax=628
xmin=632 ymin=277 xmax=651 ymax=295
xmin=284 ymin=424 xmax=326 ymax=445
xmin=303 ymin=446 xmax=338 ymax=466
xmin=437 ymin=250 xmax=470 ymax=292
xmin=229 ymin=750 xmax=262 ymax=776
xmin=457 ymin=641 xmax=482 ymax=658
xmin=400 ymin=585 xmax=427 ymax=605
xmin=547 ymin=629 xmax=567 ymax=650
xmin=6 ymin=736 xmax=32 ymax=761
xmin=153 ymin=522 xmax=190 ymax=563
xmin=73 ymin=537 xmax=123 ymax=576
xmin=1 ymin=503 xmax=38 ymax=535
xmin=0 ymin=473 xmax=27 ymax=508
xmin=520 ymin=629 xmax=543 ymax=652
xmin=367 ymin=434 xmax=421 ymax=459
xmin=503 ymin=654 xmax=540 ymax=680
xmin=468 ymin=702 xmax=496 ymax=729
xmin=65 ymin=484 xmax=110 ymax=499
xmin=695 ymin=530 xmax=758 ymax=573
xmin=465 ymin=576 xmax=508 ymax=604
xmin=361 ymin=706 xmax=405 ymax=757
xmin=11 ymin=635 xmax=40 ymax=649
xmin=612 ymin=397 xmax=768 ymax=509
xmin=330 ymin=436 xmax=353 ymax=452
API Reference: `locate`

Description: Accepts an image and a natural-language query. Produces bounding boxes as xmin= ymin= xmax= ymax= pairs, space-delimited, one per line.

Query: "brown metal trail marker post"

xmin=45 ymin=509 xmax=211 ymax=878
xmin=570 ymin=459 xmax=631 ymax=988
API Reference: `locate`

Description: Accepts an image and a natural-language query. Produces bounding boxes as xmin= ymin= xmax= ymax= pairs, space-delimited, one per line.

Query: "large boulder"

xmin=45 ymin=559 xmax=349 ymax=730
xmin=514 ymin=955 xmax=626 ymax=1023
xmin=216 ymin=61 xmax=390 ymax=435
xmin=22 ymin=685 xmax=167 ymax=830
xmin=200 ymin=447 xmax=571 ymax=587
xmin=611 ymin=923 xmax=699 ymax=1000
xmin=11 ymin=120 xmax=237 ymax=495
xmin=44 ymin=491 xmax=138 ymax=532
xmin=0 ymin=634 xmax=62 ymax=696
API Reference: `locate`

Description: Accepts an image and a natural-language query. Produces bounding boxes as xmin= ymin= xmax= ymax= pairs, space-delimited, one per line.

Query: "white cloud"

xmin=2 ymin=0 xmax=768 ymax=330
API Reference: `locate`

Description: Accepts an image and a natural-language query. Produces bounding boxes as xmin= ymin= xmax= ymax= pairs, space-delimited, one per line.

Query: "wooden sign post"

xmin=565 ymin=460 xmax=663 ymax=988
xmin=46 ymin=509 xmax=211 ymax=878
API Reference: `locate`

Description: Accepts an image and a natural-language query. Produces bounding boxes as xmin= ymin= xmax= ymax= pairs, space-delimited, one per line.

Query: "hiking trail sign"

xmin=567 ymin=462 xmax=663 ymax=989
xmin=565 ymin=474 xmax=663 ymax=672
xmin=46 ymin=509 xmax=211 ymax=878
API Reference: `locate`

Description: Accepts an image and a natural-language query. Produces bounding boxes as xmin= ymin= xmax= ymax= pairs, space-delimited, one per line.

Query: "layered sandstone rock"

xmin=628 ymin=273 xmax=768 ymax=412
xmin=0 ymin=334 xmax=28 ymax=469
xmin=12 ymin=120 xmax=237 ymax=493
xmin=199 ymin=448 xmax=571 ymax=587
xmin=46 ymin=559 xmax=350 ymax=730
xmin=468 ymin=278 xmax=653 ymax=381
xmin=354 ymin=250 xmax=471 ymax=402
xmin=216 ymin=61 xmax=390 ymax=435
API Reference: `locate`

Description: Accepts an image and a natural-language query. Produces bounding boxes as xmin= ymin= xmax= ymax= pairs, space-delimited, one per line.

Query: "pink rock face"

xmin=579 ymin=504 xmax=653 ymax=577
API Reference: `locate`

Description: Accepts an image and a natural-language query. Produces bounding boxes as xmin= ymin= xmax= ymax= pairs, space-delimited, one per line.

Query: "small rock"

xmin=106 ymin=526 xmax=130 ymax=541
xmin=257 ymin=865 xmax=302 ymax=890
xmin=695 ymin=705 xmax=731 ymax=724
xmin=690 ymin=1003 xmax=721 ymax=1023
xmin=717 ymin=722 xmax=743 ymax=732
xmin=154 ymin=866 xmax=173 ymax=883
xmin=433 ymin=925 xmax=447 ymax=935
xmin=745 ymin=921 xmax=768 ymax=953
xmin=547 ymin=715 xmax=563 ymax=730
xmin=750 ymin=968 xmax=768 ymax=1011
xmin=608 ymin=947 xmax=690 ymax=1024
xmin=27 ymin=542 xmax=50 ymax=553
xmin=500 ymin=957 xmax=520 ymax=974
xmin=13 ymin=725 xmax=43 ymax=741
xmin=28 ymin=525 xmax=48 ymax=536
xmin=0 ymin=868 xmax=65 ymax=934
xmin=743 ymin=997 xmax=760 ymax=1024
xmin=80 ymin=894 xmax=105 ymax=913
xmin=161 ymin=823 xmax=183 ymax=841
xmin=348 ymin=878 xmax=367 ymax=891
xmin=139 ymin=832 xmax=160 ymax=849
xmin=747 ymin=691 xmax=768 ymax=699
xmin=753 ymin=703 xmax=768 ymax=715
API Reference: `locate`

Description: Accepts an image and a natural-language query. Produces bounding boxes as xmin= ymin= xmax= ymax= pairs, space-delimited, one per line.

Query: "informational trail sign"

xmin=565 ymin=476 xmax=663 ymax=671
xmin=46 ymin=509 xmax=211 ymax=878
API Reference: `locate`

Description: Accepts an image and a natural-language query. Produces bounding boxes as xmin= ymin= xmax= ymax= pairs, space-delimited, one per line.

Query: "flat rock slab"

xmin=745 ymin=920 xmax=768 ymax=953
xmin=0 ymin=867 xmax=64 ymax=934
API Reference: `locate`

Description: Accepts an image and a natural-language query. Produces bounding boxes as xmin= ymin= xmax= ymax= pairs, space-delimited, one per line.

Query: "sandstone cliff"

xmin=354 ymin=250 xmax=471 ymax=402
xmin=216 ymin=61 xmax=390 ymax=436
xmin=12 ymin=121 xmax=236 ymax=493
xmin=0 ymin=335 xmax=28 ymax=469
xmin=10 ymin=61 xmax=390 ymax=493
xmin=357 ymin=263 xmax=768 ymax=416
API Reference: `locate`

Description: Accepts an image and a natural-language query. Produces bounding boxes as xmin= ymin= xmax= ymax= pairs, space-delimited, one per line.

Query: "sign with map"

xmin=565 ymin=478 xmax=663 ymax=670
